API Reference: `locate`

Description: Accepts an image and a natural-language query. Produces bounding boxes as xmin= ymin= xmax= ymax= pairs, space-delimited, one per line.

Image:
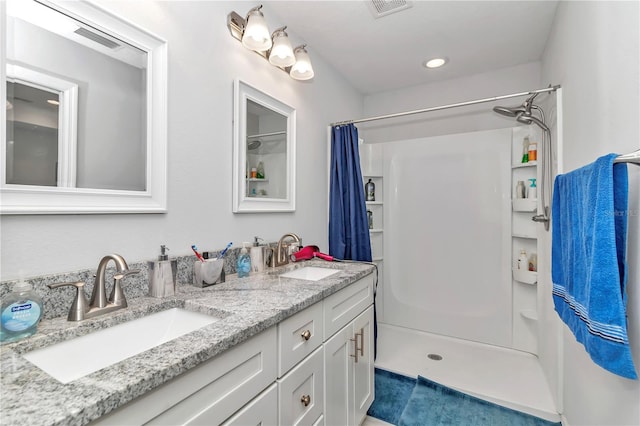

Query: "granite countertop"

xmin=0 ymin=259 xmax=375 ymax=426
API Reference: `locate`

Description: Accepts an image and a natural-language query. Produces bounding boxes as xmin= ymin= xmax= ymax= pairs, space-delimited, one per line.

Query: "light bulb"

xmin=242 ymin=9 xmax=272 ymax=52
xmin=290 ymin=46 xmax=314 ymax=81
xmin=269 ymin=29 xmax=295 ymax=67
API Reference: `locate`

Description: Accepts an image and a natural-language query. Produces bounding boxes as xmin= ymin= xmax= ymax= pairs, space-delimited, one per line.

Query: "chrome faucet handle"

xmin=48 ymin=281 xmax=89 ymax=321
xmin=108 ymin=269 xmax=139 ymax=308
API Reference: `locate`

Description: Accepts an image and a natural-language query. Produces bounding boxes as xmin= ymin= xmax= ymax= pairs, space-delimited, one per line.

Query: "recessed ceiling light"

xmin=47 ymin=99 xmax=60 ymax=106
xmin=424 ymin=57 xmax=448 ymax=69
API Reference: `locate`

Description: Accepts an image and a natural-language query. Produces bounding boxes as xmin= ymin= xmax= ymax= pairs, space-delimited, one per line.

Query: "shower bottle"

xmin=521 ymin=136 xmax=530 ymax=163
xmin=365 ymin=179 xmax=375 ymax=201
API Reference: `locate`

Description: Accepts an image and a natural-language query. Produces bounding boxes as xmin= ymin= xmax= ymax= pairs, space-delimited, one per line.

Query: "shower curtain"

xmin=329 ymin=124 xmax=372 ymax=261
xmin=329 ymin=123 xmax=376 ymax=358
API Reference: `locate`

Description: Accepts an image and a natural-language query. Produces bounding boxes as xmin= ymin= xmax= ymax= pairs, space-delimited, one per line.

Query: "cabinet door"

xmin=278 ymin=346 xmax=324 ymax=426
xmin=324 ymin=325 xmax=355 ymax=426
xmin=353 ymin=306 xmax=375 ymax=424
xmin=221 ymin=383 xmax=277 ymax=426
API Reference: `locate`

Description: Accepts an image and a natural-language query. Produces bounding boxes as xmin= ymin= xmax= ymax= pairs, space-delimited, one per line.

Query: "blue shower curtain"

xmin=329 ymin=123 xmax=377 ymax=358
xmin=329 ymin=124 xmax=372 ymax=261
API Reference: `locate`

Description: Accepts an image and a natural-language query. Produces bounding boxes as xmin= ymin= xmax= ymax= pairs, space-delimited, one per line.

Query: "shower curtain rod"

xmin=330 ymin=85 xmax=561 ymax=127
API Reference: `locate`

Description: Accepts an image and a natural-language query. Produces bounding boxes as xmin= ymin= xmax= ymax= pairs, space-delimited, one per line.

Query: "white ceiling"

xmin=267 ymin=1 xmax=559 ymax=95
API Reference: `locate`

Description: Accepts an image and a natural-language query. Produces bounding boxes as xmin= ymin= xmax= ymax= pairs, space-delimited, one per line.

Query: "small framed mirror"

xmin=1 ymin=0 xmax=167 ymax=214
xmin=232 ymin=79 xmax=296 ymax=213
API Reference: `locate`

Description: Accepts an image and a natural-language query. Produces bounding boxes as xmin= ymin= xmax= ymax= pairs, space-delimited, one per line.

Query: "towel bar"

xmin=614 ymin=149 xmax=640 ymax=165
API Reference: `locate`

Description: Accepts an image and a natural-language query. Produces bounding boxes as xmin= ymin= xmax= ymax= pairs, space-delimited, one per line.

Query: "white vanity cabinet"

xmin=324 ymin=306 xmax=375 ymax=426
xmin=323 ymin=274 xmax=375 ymax=426
xmin=92 ymin=326 xmax=278 ymax=426
xmin=221 ymin=383 xmax=278 ymax=426
xmin=90 ymin=272 xmax=374 ymax=426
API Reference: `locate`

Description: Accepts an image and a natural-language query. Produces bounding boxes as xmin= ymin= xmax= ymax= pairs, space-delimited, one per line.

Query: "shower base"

xmin=371 ymin=322 xmax=560 ymax=423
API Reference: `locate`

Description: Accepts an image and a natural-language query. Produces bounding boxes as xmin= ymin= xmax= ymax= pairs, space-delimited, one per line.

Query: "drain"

xmin=427 ymin=353 xmax=443 ymax=361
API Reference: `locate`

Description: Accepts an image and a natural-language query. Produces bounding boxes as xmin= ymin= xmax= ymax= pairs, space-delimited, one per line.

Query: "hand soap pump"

xmin=148 ymin=245 xmax=177 ymax=298
xmin=1 ymin=276 xmax=43 ymax=344
xmin=237 ymin=242 xmax=251 ymax=278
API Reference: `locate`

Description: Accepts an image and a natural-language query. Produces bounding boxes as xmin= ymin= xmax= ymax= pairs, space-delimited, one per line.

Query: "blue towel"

xmin=552 ymin=153 xmax=636 ymax=379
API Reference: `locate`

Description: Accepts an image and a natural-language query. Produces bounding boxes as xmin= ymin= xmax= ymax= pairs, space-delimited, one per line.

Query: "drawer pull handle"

xmin=301 ymin=394 xmax=311 ymax=407
xmin=358 ymin=327 xmax=365 ymax=356
xmin=350 ymin=337 xmax=359 ymax=363
xmin=301 ymin=329 xmax=312 ymax=341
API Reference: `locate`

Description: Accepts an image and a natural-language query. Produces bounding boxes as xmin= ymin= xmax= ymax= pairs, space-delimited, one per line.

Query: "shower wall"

xmin=381 ymin=128 xmax=513 ymax=347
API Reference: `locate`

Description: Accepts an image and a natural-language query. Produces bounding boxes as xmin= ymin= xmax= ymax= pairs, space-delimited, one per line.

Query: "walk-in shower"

xmin=331 ymin=86 xmax=563 ymax=422
xmin=493 ymin=93 xmax=552 ymax=230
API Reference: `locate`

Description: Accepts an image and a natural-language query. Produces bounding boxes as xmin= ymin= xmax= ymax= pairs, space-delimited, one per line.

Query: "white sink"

xmin=280 ymin=266 xmax=341 ymax=282
xmin=23 ymin=308 xmax=221 ymax=384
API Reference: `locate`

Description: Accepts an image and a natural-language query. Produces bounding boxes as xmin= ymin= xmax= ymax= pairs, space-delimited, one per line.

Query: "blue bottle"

xmin=1 ymin=279 xmax=44 ymax=344
xmin=237 ymin=242 xmax=251 ymax=278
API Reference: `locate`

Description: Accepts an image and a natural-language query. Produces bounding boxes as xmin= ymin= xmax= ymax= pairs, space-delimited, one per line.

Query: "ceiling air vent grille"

xmin=368 ymin=0 xmax=413 ymax=18
xmin=74 ymin=27 xmax=121 ymax=50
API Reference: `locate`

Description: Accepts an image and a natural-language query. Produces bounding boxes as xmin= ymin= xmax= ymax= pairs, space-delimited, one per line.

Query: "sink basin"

xmin=280 ymin=266 xmax=341 ymax=282
xmin=23 ymin=308 xmax=221 ymax=383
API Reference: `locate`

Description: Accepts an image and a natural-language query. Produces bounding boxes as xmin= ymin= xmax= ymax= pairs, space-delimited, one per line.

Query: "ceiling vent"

xmin=367 ymin=0 xmax=413 ymax=19
xmin=74 ymin=27 xmax=121 ymax=50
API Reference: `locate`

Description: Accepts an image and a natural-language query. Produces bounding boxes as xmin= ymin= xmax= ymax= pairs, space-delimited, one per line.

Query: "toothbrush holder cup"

xmin=193 ymin=258 xmax=224 ymax=288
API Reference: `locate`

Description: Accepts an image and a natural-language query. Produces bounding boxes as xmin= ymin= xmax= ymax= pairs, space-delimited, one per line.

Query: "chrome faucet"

xmin=48 ymin=254 xmax=139 ymax=321
xmin=274 ymin=233 xmax=302 ymax=267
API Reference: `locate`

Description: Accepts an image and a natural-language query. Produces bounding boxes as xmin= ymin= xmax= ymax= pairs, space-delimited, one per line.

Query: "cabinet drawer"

xmin=278 ymin=301 xmax=323 ymax=377
xmin=278 ymin=346 xmax=324 ymax=426
xmin=323 ymin=274 xmax=374 ymax=340
xmin=94 ymin=327 xmax=277 ymax=426
xmin=222 ymin=383 xmax=278 ymax=426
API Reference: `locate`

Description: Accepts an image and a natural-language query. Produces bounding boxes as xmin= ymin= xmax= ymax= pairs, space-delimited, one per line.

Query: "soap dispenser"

xmin=1 ymin=277 xmax=44 ymax=344
xmin=148 ymin=245 xmax=177 ymax=298
xmin=237 ymin=242 xmax=251 ymax=278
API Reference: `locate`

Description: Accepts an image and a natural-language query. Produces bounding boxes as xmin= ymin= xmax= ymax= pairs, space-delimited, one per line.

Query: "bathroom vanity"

xmin=0 ymin=260 xmax=375 ymax=426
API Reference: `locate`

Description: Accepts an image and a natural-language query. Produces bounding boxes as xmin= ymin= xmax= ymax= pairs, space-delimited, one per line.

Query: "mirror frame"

xmin=232 ymin=79 xmax=296 ymax=213
xmin=0 ymin=0 xmax=168 ymax=214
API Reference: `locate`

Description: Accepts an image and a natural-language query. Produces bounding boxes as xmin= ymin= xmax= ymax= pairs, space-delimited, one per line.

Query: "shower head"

xmin=492 ymin=105 xmax=525 ymax=117
xmin=492 ymin=93 xmax=539 ymax=118
xmin=516 ymin=112 xmax=549 ymax=132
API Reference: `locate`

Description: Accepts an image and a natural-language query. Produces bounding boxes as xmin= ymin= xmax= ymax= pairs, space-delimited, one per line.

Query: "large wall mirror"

xmin=1 ymin=0 xmax=167 ymax=214
xmin=233 ymin=79 xmax=296 ymax=213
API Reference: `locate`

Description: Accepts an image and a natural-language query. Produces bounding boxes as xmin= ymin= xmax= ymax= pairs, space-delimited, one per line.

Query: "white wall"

xmin=360 ymin=61 xmax=542 ymax=143
xmin=0 ymin=1 xmax=363 ymax=280
xmin=541 ymin=1 xmax=640 ymax=425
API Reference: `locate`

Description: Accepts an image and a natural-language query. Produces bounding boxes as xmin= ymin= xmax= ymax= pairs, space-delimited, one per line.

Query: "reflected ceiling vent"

xmin=367 ymin=0 xmax=413 ymax=18
xmin=74 ymin=27 xmax=121 ymax=50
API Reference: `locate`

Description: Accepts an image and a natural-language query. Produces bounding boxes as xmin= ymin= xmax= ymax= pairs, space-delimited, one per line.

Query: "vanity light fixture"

xmin=227 ymin=5 xmax=315 ymax=81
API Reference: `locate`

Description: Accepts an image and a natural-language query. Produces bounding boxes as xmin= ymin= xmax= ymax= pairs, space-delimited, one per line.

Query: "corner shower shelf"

xmin=365 ymin=201 xmax=383 ymax=206
xmin=512 ymin=199 xmax=537 ymax=212
xmin=512 ymin=233 xmax=537 ymax=240
xmin=520 ymin=309 xmax=538 ymax=321
xmin=512 ymin=269 xmax=537 ymax=285
xmin=369 ymin=229 xmax=383 ymax=234
xmin=512 ymin=161 xmax=537 ymax=169
xmin=247 ymin=178 xmax=269 ymax=182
